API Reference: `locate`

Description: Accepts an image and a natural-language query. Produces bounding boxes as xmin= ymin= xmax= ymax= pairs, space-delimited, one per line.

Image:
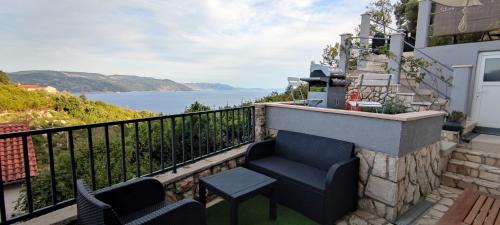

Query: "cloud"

xmin=0 ymin=0 xmax=371 ymax=88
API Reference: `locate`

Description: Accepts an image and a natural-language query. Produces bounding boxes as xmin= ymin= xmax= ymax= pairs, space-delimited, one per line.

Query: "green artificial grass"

xmin=206 ymin=195 xmax=320 ymax=225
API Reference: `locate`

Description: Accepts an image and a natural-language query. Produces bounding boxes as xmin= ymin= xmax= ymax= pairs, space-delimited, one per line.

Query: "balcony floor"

xmin=207 ymin=195 xmax=319 ymax=225
xmin=206 ymin=195 xmax=392 ymax=225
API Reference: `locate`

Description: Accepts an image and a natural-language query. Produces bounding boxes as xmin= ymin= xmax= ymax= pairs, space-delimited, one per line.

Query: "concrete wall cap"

xmin=262 ymin=102 xmax=446 ymax=122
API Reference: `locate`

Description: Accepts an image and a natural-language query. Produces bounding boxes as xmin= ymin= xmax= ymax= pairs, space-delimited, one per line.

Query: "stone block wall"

xmin=357 ymin=142 xmax=442 ymax=221
xmin=255 ymin=104 xmax=267 ymax=141
xmin=164 ymin=156 xmax=246 ymax=203
xmin=254 ymin=104 xmax=278 ymax=140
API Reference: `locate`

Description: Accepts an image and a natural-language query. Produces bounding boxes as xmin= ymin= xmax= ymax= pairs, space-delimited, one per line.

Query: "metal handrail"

xmin=368 ymin=18 xmax=453 ymax=72
xmin=400 ymin=66 xmax=450 ymax=100
xmin=402 ymin=40 xmax=454 ymax=72
xmin=0 ymin=106 xmax=255 ymax=225
xmin=351 ymin=36 xmax=390 ymax=40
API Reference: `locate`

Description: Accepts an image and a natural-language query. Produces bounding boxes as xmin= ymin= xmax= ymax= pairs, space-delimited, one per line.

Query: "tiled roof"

xmin=0 ymin=123 xmax=38 ymax=184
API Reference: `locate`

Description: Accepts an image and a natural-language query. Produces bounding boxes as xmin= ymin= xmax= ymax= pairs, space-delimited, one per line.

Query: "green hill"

xmin=184 ymin=82 xmax=236 ymax=90
xmin=7 ymin=70 xmax=193 ymax=93
xmin=0 ymin=84 xmax=154 ymax=128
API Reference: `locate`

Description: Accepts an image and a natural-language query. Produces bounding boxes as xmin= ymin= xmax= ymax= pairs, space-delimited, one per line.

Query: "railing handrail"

xmin=368 ymin=18 xmax=453 ymax=73
xmin=400 ymin=66 xmax=451 ymax=100
xmin=351 ymin=36 xmax=390 ymax=40
xmin=402 ymin=40 xmax=454 ymax=72
xmin=369 ymin=18 xmax=401 ymax=33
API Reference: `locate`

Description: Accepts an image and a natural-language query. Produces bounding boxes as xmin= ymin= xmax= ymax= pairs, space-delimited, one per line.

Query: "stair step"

xmin=416 ymin=89 xmax=434 ymax=97
xmin=452 ymin=148 xmax=500 ymax=167
xmin=447 ymin=159 xmax=500 ymax=182
xmin=411 ymin=101 xmax=432 ymax=106
xmin=441 ymin=140 xmax=456 ymax=156
xmin=471 ymin=134 xmax=500 ymax=154
xmin=441 ymin=172 xmax=500 ymax=196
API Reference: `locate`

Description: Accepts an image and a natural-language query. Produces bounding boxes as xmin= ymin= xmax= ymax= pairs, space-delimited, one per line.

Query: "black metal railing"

xmin=0 ymin=106 xmax=255 ymax=224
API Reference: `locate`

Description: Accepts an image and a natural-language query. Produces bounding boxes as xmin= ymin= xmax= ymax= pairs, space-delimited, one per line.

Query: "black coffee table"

xmin=199 ymin=167 xmax=277 ymax=225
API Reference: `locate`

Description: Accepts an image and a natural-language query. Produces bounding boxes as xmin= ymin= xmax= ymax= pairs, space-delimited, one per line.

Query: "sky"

xmin=0 ymin=0 xmax=374 ymax=89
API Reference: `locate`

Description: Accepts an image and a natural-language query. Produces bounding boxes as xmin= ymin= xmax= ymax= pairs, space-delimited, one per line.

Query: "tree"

xmin=321 ymin=43 xmax=340 ymax=66
xmin=366 ymin=0 xmax=394 ymax=34
xmin=394 ymin=0 xmax=419 ymax=36
xmin=0 ymin=70 xmax=10 ymax=84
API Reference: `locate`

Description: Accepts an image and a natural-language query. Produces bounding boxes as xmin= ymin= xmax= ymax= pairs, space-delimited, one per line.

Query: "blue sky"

xmin=0 ymin=0 xmax=373 ymax=88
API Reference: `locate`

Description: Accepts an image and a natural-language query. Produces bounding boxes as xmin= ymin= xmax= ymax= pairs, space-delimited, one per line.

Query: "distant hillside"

xmin=8 ymin=70 xmax=193 ymax=93
xmin=184 ymin=82 xmax=236 ymax=90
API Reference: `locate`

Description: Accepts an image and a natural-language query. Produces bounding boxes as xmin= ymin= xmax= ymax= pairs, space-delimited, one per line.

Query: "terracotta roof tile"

xmin=0 ymin=123 xmax=38 ymax=183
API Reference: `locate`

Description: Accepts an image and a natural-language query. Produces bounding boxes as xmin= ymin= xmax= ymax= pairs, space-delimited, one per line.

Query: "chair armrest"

xmin=245 ymin=139 xmax=276 ymax=162
xmin=323 ymin=157 xmax=359 ymax=222
xmin=95 ymin=177 xmax=165 ymax=216
xmin=126 ymin=199 xmax=206 ymax=225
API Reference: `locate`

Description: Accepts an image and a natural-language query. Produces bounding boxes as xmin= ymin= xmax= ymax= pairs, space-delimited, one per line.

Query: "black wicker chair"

xmin=77 ymin=178 xmax=206 ymax=225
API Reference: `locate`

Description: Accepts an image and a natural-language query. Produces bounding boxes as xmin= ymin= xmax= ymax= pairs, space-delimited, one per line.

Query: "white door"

xmin=471 ymin=52 xmax=500 ymax=129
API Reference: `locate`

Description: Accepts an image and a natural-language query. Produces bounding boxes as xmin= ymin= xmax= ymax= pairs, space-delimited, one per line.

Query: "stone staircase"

xmin=442 ymin=146 xmax=500 ymax=196
xmin=349 ymin=53 xmax=449 ymax=112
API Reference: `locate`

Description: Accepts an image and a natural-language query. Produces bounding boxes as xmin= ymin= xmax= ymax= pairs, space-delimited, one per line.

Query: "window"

xmin=484 ymin=58 xmax=500 ymax=82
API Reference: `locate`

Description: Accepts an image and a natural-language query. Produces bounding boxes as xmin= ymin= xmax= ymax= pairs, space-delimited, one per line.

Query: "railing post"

xmin=389 ymin=31 xmax=405 ymax=84
xmin=339 ymin=33 xmax=352 ymax=73
xmin=360 ymin=14 xmax=371 ymax=48
xmin=415 ymin=0 xmax=432 ymax=49
xmin=358 ymin=13 xmax=371 ymax=70
xmin=450 ymin=65 xmax=473 ymax=114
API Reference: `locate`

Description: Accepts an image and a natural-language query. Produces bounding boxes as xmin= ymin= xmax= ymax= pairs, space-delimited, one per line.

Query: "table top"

xmin=200 ymin=167 xmax=276 ymax=200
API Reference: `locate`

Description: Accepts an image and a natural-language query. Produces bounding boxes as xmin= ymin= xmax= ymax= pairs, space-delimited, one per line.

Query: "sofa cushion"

xmin=275 ymin=130 xmax=354 ymax=170
xmin=248 ymin=156 xmax=326 ymax=192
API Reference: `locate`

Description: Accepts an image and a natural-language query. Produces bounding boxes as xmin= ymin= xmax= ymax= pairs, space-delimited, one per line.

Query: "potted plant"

xmin=443 ymin=111 xmax=466 ymax=133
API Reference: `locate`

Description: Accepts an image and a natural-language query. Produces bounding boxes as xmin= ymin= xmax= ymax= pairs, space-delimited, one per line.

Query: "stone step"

xmin=440 ymin=140 xmax=457 ymax=173
xmin=395 ymin=92 xmax=415 ymax=105
xmin=452 ymin=148 xmax=500 ymax=168
xmin=441 ymin=140 xmax=457 ymax=156
xmin=471 ymin=134 xmax=500 ymax=154
xmin=447 ymin=159 xmax=500 ymax=183
xmin=441 ymin=172 xmax=500 ymax=196
xmin=416 ymin=89 xmax=434 ymax=97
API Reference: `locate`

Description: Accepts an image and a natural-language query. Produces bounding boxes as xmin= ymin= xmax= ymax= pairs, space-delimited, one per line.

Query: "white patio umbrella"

xmin=433 ymin=0 xmax=484 ymax=32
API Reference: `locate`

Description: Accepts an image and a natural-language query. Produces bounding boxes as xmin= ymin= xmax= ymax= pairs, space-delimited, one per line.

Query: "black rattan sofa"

xmin=77 ymin=178 xmax=206 ymax=225
xmin=246 ymin=130 xmax=359 ymax=225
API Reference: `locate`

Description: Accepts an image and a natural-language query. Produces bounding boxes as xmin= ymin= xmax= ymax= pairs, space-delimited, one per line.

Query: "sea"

xmin=83 ymin=89 xmax=274 ymax=114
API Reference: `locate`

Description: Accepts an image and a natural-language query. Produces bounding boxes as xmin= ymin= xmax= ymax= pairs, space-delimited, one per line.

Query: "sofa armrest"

xmin=95 ymin=177 xmax=165 ymax=216
xmin=324 ymin=157 xmax=359 ymax=222
xmin=127 ymin=199 xmax=206 ymax=225
xmin=245 ymin=139 xmax=276 ymax=162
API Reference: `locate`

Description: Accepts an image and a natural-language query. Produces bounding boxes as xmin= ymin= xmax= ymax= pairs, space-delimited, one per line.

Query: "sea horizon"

xmin=83 ymin=89 xmax=276 ymax=114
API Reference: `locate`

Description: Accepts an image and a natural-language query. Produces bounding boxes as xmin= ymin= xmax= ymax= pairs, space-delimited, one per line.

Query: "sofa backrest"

xmin=275 ymin=130 xmax=354 ymax=171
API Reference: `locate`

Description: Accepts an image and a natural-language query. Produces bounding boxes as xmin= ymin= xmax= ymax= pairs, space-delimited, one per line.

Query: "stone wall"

xmin=357 ymin=141 xmax=442 ymax=221
xmin=255 ymin=104 xmax=267 ymax=141
xmin=345 ymin=74 xmax=400 ymax=104
xmin=162 ymin=156 xmax=246 ymax=204
xmin=254 ymin=104 xmax=278 ymax=140
xmin=347 ymin=85 xmax=398 ymax=104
